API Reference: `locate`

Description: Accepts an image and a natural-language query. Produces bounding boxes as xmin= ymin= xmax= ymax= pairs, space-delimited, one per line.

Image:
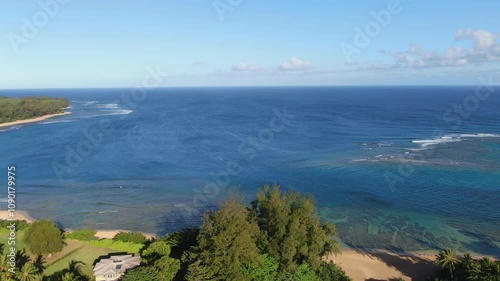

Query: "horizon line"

xmin=1 ymin=84 xmax=498 ymax=91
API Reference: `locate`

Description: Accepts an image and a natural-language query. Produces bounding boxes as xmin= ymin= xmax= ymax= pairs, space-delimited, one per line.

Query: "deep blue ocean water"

xmin=0 ymin=86 xmax=499 ymax=255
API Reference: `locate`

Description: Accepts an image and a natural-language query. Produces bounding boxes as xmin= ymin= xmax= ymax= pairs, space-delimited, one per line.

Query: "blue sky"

xmin=0 ymin=0 xmax=499 ymax=88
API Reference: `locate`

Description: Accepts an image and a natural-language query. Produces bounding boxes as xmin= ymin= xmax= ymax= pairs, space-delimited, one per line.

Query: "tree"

xmin=155 ymin=256 xmax=180 ymax=281
xmin=141 ymin=241 xmax=172 ymax=264
xmin=61 ymin=272 xmax=79 ymax=281
xmin=32 ymin=255 xmax=46 ymax=274
xmin=140 ymin=240 xmax=180 ymax=280
xmin=17 ymin=263 xmax=38 ymax=281
xmin=192 ymin=197 xmax=261 ymax=281
xmin=15 ymin=250 xmax=31 ymax=270
xmin=121 ymin=266 xmax=160 ymax=281
xmin=478 ymin=257 xmax=500 ymax=281
xmin=242 ymin=254 xmax=279 ymax=281
xmin=435 ymin=249 xmax=459 ymax=281
xmin=283 ymin=263 xmax=321 ymax=281
xmin=184 ymin=260 xmax=213 ymax=281
xmin=24 ymin=220 xmax=64 ymax=255
xmin=66 ymin=260 xmax=85 ymax=279
xmin=316 ymin=261 xmax=351 ymax=281
xmin=252 ymin=185 xmax=339 ymax=273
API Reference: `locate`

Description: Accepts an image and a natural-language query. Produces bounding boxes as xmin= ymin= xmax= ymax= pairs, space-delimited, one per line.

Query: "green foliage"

xmin=64 ymin=230 xmax=97 ymax=241
xmin=283 ymin=263 xmax=321 ymax=281
xmin=0 ymin=96 xmax=69 ymax=124
xmin=121 ymin=266 xmax=160 ymax=281
xmin=16 ymin=263 xmax=38 ymax=281
xmin=316 ymin=261 xmax=352 ymax=281
xmin=435 ymin=249 xmax=460 ymax=281
xmin=141 ymin=241 xmax=171 ymax=264
xmin=184 ymin=260 xmax=214 ymax=281
xmin=252 ymin=185 xmax=339 ymax=272
xmin=189 ymin=197 xmax=261 ymax=281
xmin=155 ymin=256 xmax=181 ymax=281
xmin=138 ymin=240 xmax=181 ymax=280
xmin=44 ymin=260 xmax=89 ymax=281
xmin=242 ymin=254 xmax=279 ymax=281
xmin=23 ymin=220 xmax=64 ymax=255
xmin=113 ymin=231 xmax=147 ymax=244
xmin=0 ymin=220 xmax=29 ymax=232
xmin=84 ymin=239 xmax=143 ymax=253
xmin=433 ymin=250 xmax=500 ymax=281
xmin=162 ymin=228 xmax=199 ymax=259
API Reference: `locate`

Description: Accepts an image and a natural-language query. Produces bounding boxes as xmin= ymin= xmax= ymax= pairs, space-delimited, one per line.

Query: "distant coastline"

xmin=0 ymin=111 xmax=70 ymax=129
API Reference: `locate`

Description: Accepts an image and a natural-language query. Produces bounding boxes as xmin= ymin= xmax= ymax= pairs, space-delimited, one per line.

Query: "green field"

xmin=0 ymin=228 xmax=27 ymax=254
xmin=0 ymin=229 xmax=139 ymax=278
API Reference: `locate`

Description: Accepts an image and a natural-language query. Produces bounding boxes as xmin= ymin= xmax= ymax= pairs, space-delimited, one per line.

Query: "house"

xmin=93 ymin=254 xmax=141 ymax=281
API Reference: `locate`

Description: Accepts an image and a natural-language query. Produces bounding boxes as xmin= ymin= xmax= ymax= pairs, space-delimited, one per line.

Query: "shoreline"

xmin=2 ymin=210 xmax=494 ymax=280
xmin=325 ymin=250 xmax=437 ymax=281
xmin=0 ymin=111 xmax=71 ymax=129
xmin=0 ymin=210 xmax=35 ymax=223
xmin=0 ymin=211 xmax=156 ymax=239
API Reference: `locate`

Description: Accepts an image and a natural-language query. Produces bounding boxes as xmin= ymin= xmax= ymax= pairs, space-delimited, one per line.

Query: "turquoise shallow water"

xmin=0 ymin=86 xmax=499 ymax=256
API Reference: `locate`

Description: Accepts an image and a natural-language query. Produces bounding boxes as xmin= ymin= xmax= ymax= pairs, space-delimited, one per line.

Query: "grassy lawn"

xmin=44 ymin=239 xmax=120 ymax=277
xmin=1 ymin=230 xmax=137 ymax=278
xmin=0 ymin=229 xmax=28 ymax=254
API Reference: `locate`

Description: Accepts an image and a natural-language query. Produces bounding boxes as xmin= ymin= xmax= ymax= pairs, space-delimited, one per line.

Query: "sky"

xmin=0 ymin=0 xmax=499 ymax=89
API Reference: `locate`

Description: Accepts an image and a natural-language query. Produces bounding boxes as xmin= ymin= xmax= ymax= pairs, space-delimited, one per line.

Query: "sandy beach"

xmin=0 ymin=111 xmax=71 ymax=129
xmin=326 ymin=250 xmax=437 ymax=281
xmin=0 ymin=210 xmax=35 ymax=222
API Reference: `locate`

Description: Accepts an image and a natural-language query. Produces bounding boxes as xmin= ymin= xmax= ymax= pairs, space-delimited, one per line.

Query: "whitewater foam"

xmin=412 ymin=133 xmax=500 ymax=147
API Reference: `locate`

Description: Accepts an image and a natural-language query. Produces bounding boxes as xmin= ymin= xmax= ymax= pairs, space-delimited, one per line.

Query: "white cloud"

xmin=278 ymin=57 xmax=313 ymax=71
xmin=456 ymin=28 xmax=496 ymax=49
xmin=390 ymin=28 xmax=500 ymax=69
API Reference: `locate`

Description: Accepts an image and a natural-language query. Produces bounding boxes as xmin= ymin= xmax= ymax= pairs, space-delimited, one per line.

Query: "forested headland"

xmin=0 ymin=96 xmax=69 ymax=124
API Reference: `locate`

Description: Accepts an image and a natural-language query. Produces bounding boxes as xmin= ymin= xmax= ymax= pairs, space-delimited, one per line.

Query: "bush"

xmin=24 ymin=219 xmax=64 ymax=255
xmin=86 ymin=239 xmax=143 ymax=253
xmin=0 ymin=219 xmax=29 ymax=231
xmin=65 ymin=229 xmax=97 ymax=241
xmin=113 ymin=232 xmax=147 ymax=244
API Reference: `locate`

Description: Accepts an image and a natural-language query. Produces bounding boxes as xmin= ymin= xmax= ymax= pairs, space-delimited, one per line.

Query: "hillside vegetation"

xmin=0 ymin=96 xmax=69 ymax=124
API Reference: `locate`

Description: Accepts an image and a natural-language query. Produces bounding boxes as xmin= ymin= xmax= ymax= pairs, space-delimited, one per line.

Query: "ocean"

xmin=0 ymin=86 xmax=498 ymax=256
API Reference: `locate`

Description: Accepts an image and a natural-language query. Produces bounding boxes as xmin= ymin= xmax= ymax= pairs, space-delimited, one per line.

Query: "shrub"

xmin=0 ymin=219 xmax=29 ymax=231
xmin=113 ymin=232 xmax=147 ymax=244
xmin=121 ymin=266 xmax=160 ymax=281
xmin=65 ymin=229 xmax=97 ymax=241
xmin=86 ymin=239 xmax=143 ymax=253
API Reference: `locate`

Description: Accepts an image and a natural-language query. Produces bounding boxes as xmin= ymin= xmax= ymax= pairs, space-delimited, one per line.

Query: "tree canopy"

xmin=23 ymin=219 xmax=64 ymax=255
xmin=252 ymin=185 xmax=339 ymax=272
xmin=187 ymin=197 xmax=261 ymax=281
xmin=0 ymin=96 xmax=69 ymax=124
xmin=181 ymin=186 xmax=348 ymax=281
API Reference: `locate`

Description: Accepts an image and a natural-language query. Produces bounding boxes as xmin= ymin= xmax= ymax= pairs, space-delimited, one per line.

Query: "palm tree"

xmin=17 ymin=263 xmax=38 ymax=281
xmin=14 ymin=249 xmax=30 ymax=270
xmin=67 ymin=260 xmax=85 ymax=277
xmin=0 ymin=256 xmax=9 ymax=273
xmin=0 ymin=271 xmax=16 ymax=281
xmin=61 ymin=272 xmax=79 ymax=281
xmin=461 ymin=253 xmax=480 ymax=281
xmin=435 ymin=249 xmax=459 ymax=280
xmin=479 ymin=257 xmax=500 ymax=280
xmin=32 ymin=255 xmax=46 ymax=274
